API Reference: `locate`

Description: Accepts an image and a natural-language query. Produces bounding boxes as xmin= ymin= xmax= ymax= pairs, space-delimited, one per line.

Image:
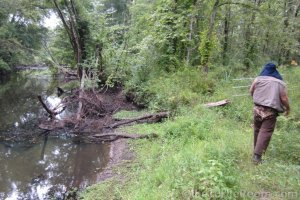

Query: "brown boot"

xmin=252 ymin=154 xmax=262 ymax=165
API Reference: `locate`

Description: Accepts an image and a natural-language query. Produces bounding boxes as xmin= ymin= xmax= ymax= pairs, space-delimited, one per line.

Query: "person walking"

xmin=249 ymin=62 xmax=290 ymax=164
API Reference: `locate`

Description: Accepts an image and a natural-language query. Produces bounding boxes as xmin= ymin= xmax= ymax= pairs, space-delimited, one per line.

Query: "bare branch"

xmin=106 ymin=112 xmax=170 ymax=129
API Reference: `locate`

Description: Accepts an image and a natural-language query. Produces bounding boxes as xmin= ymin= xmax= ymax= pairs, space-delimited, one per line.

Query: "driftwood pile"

xmin=38 ymin=83 xmax=229 ymax=143
xmin=37 ymin=87 xmax=169 ymax=143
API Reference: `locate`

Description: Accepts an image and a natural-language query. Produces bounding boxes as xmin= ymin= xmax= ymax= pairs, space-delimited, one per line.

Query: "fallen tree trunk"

xmin=106 ymin=112 xmax=170 ymax=128
xmin=37 ymin=95 xmax=66 ymax=119
xmin=73 ymin=132 xmax=158 ymax=143
xmin=203 ymin=99 xmax=230 ymax=108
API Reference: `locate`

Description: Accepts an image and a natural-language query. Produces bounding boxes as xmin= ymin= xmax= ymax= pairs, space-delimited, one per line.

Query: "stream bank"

xmin=0 ymin=69 xmax=139 ymax=199
xmin=0 ymin=68 xmax=165 ymax=199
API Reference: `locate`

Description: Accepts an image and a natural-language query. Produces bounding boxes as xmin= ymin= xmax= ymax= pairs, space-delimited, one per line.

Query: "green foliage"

xmin=0 ymin=58 xmax=10 ymax=71
xmin=126 ymin=67 xmax=215 ymax=110
xmin=271 ymin=117 xmax=300 ymax=164
xmin=2 ymin=0 xmax=300 ymax=197
xmin=60 ymin=80 xmax=80 ymax=91
xmin=79 ymin=58 xmax=102 ymax=89
xmin=0 ymin=0 xmax=48 ymax=72
xmin=47 ymin=28 xmax=74 ymax=66
xmin=81 ymin=66 xmax=300 ymax=200
xmin=199 ymin=29 xmax=220 ymax=67
xmin=81 ymin=107 xmax=241 ymax=200
xmin=164 ymin=112 xmax=218 ymax=141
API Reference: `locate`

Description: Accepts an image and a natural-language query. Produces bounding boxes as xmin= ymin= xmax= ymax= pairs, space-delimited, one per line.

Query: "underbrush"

xmin=81 ymin=66 xmax=300 ymax=200
xmin=82 ymin=108 xmax=243 ymax=200
xmin=125 ymin=67 xmax=215 ymax=110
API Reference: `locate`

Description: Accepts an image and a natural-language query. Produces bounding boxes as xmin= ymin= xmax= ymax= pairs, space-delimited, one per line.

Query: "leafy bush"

xmin=126 ymin=67 xmax=215 ymax=110
xmin=0 ymin=58 xmax=10 ymax=71
xmin=164 ymin=112 xmax=219 ymax=142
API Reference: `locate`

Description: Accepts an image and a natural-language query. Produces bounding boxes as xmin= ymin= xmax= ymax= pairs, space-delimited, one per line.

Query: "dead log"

xmin=73 ymin=133 xmax=158 ymax=143
xmin=37 ymin=95 xmax=66 ymax=119
xmin=203 ymin=99 xmax=230 ymax=108
xmin=106 ymin=112 xmax=170 ymax=129
xmin=38 ymin=95 xmax=56 ymax=119
xmin=38 ymin=95 xmax=55 ymax=118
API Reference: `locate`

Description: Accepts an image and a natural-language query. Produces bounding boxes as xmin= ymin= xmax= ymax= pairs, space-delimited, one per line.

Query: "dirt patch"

xmin=96 ymin=138 xmax=135 ymax=182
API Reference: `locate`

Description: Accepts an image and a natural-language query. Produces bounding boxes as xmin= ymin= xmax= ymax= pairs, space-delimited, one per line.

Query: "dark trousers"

xmin=253 ymin=115 xmax=277 ymax=156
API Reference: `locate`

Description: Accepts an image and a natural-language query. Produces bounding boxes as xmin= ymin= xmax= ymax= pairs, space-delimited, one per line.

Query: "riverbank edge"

xmin=95 ymin=138 xmax=135 ymax=182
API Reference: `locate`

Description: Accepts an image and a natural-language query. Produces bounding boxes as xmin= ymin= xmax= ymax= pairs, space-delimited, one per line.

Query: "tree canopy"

xmin=0 ymin=0 xmax=48 ymax=74
xmin=0 ymin=0 xmax=299 ymax=77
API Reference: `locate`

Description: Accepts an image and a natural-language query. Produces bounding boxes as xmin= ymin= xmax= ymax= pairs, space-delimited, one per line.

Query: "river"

xmin=0 ymin=70 xmax=110 ymax=199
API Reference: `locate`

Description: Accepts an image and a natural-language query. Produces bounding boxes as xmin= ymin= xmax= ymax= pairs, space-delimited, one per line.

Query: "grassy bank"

xmin=81 ymin=66 xmax=300 ymax=200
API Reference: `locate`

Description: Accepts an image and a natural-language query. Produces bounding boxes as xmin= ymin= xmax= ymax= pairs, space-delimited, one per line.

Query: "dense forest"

xmin=1 ymin=0 xmax=299 ymax=77
xmin=1 ymin=0 xmax=300 ymax=199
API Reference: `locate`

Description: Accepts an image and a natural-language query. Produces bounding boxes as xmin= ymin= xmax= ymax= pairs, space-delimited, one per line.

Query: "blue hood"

xmin=259 ymin=62 xmax=283 ymax=80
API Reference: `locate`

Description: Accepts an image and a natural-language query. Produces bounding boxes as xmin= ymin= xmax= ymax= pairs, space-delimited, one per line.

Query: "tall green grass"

xmin=81 ymin=66 xmax=300 ymax=200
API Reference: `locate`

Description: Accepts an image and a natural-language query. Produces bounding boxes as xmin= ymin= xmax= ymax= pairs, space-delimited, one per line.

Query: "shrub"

xmin=0 ymin=59 xmax=10 ymax=71
xmin=127 ymin=67 xmax=215 ymax=110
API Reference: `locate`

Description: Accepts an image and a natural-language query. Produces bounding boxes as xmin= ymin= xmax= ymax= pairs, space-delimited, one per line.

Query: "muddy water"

xmin=0 ymin=71 xmax=110 ymax=199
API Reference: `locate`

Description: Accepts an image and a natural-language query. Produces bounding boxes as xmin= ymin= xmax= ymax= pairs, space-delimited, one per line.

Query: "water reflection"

xmin=0 ymin=138 xmax=110 ymax=199
xmin=0 ymin=71 xmax=54 ymax=133
xmin=0 ymin=71 xmax=110 ymax=199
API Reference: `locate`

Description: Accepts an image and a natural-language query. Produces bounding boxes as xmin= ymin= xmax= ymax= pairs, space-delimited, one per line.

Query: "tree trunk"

xmin=186 ymin=16 xmax=194 ymax=65
xmin=208 ymin=0 xmax=220 ymax=39
xmin=37 ymin=95 xmax=66 ymax=119
xmin=282 ymin=0 xmax=293 ymax=63
xmin=295 ymin=1 xmax=300 ymax=17
xmin=52 ymin=0 xmax=86 ymax=80
xmin=95 ymin=43 xmax=103 ymax=72
xmin=243 ymin=0 xmax=261 ymax=69
xmin=95 ymin=43 xmax=105 ymax=83
xmin=203 ymin=0 xmax=220 ymax=72
xmin=222 ymin=5 xmax=231 ymax=66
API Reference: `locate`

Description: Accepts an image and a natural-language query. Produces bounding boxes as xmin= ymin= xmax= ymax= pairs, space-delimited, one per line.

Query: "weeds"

xmin=81 ymin=66 xmax=300 ymax=200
